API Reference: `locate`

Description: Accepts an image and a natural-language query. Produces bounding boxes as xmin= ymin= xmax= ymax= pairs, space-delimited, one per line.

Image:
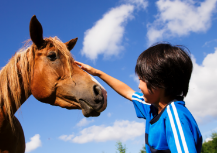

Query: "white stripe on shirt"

xmin=172 ymin=103 xmax=189 ymax=153
xmin=133 ymin=94 xmax=144 ymax=99
xmin=167 ymin=105 xmax=182 ymax=153
xmin=132 ymin=93 xmax=151 ymax=105
xmin=132 ymin=98 xmax=150 ymax=105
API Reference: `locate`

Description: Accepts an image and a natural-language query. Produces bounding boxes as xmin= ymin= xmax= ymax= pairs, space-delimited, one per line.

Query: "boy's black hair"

xmin=135 ymin=43 xmax=193 ymax=98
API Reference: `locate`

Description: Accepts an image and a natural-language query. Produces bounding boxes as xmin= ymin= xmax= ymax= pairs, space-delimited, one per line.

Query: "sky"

xmin=0 ymin=0 xmax=217 ymax=152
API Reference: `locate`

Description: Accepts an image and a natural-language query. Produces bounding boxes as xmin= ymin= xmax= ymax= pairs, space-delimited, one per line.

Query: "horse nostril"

xmin=93 ymin=85 xmax=101 ymax=96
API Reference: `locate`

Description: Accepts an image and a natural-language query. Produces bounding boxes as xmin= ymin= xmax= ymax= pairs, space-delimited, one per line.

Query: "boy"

xmin=75 ymin=43 xmax=202 ymax=153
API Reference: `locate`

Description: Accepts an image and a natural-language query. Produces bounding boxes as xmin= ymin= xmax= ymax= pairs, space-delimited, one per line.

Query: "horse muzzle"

xmin=79 ymin=84 xmax=107 ymax=117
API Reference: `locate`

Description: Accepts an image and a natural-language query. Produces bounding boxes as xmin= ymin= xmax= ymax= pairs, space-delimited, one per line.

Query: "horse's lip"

xmin=79 ymin=99 xmax=100 ymax=117
xmin=57 ymin=96 xmax=81 ymax=109
xmin=79 ymin=99 xmax=93 ymax=109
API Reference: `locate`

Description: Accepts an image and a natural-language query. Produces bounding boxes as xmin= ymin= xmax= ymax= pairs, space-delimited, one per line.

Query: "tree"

xmin=201 ymin=132 xmax=217 ymax=153
xmin=139 ymin=145 xmax=146 ymax=153
xmin=211 ymin=132 xmax=217 ymax=151
xmin=116 ymin=141 xmax=126 ymax=153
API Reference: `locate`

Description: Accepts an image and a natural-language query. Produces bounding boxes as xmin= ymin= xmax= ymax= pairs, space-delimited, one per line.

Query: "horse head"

xmin=29 ymin=15 xmax=107 ymax=117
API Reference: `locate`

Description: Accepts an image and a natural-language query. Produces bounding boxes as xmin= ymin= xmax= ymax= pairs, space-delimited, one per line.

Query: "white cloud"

xmin=76 ymin=118 xmax=94 ymax=127
xmin=107 ymin=112 xmax=112 ymax=117
xmin=203 ymin=39 xmax=217 ymax=47
xmin=205 ymin=137 xmax=213 ymax=142
xmin=81 ymin=5 xmax=134 ymax=60
xmin=81 ymin=0 xmax=148 ymax=61
xmin=124 ymin=0 xmax=148 ymax=9
xmin=59 ymin=120 xmax=145 ymax=143
xmin=59 ymin=134 xmax=74 ymax=141
xmin=25 ymin=134 xmax=42 ymax=153
xmin=185 ymin=48 xmax=217 ymax=123
xmin=147 ymin=0 xmax=217 ymax=45
xmin=130 ymin=74 xmax=139 ymax=84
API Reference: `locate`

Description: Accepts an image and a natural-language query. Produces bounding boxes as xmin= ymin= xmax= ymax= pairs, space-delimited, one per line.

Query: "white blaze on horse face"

xmin=88 ymin=74 xmax=107 ymax=112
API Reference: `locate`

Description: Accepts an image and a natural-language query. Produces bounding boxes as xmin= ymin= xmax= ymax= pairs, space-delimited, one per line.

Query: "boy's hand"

xmin=75 ymin=61 xmax=99 ymax=76
xmin=75 ymin=61 xmax=134 ymax=101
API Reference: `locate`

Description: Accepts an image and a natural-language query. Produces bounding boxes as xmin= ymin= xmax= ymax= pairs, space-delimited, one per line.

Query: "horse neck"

xmin=0 ymin=48 xmax=33 ymax=117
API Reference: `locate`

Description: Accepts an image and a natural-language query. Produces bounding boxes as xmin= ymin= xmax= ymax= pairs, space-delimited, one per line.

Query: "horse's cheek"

xmin=31 ymin=76 xmax=54 ymax=103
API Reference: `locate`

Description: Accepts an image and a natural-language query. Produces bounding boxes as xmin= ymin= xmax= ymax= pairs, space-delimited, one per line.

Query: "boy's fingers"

xmin=75 ymin=61 xmax=85 ymax=68
xmin=74 ymin=61 xmax=92 ymax=73
xmin=75 ymin=61 xmax=88 ymax=70
xmin=74 ymin=61 xmax=81 ymax=65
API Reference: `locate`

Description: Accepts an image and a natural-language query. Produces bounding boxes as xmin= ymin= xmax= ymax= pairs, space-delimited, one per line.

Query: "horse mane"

xmin=0 ymin=37 xmax=73 ymax=130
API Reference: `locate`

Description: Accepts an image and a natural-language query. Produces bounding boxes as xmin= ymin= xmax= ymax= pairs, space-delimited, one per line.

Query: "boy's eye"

xmin=47 ymin=51 xmax=57 ymax=61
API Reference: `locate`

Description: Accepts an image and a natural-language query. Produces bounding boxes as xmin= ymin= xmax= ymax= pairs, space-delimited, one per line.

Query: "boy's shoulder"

xmin=167 ymin=101 xmax=192 ymax=117
xmin=132 ymin=92 xmax=150 ymax=105
xmin=132 ymin=92 xmax=143 ymax=98
xmin=164 ymin=100 xmax=199 ymax=130
xmin=132 ymin=92 xmax=151 ymax=119
xmin=164 ymin=101 xmax=192 ymax=118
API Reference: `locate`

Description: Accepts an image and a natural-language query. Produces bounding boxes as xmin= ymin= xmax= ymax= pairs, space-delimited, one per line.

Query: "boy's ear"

xmin=65 ymin=38 xmax=78 ymax=51
xmin=29 ymin=15 xmax=44 ymax=48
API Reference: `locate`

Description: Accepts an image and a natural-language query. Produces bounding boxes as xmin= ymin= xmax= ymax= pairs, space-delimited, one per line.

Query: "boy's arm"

xmin=97 ymin=70 xmax=135 ymax=101
xmin=75 ymin=61 xmax=135 ymax=101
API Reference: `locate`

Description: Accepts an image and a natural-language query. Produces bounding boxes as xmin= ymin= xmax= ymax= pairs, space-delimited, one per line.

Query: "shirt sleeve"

xmin=165 ymin=103 xmax=201 ymax=153
xmin=132 ymin=92 xmax=150 ymax=119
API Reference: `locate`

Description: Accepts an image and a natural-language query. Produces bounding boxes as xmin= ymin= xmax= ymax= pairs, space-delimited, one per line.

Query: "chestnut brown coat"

xmin=0 ymin=15 xmax=107 ymax=153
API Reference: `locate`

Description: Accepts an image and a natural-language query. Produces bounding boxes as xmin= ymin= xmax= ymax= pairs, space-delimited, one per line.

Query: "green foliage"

xmin=201 ymin=132 xmax=217 ymax=153
xmin=116 ymin=141 xmax=126 ymax=153
xmin=139 ymin=145 xmax=146 ymax=153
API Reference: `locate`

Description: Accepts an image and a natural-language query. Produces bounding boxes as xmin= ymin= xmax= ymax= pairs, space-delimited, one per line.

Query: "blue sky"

xmin=1 ymin=0 xmax=217 ymax=152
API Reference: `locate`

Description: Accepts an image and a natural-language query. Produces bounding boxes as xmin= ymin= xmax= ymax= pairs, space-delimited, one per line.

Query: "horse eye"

xmin=47 ymin=52 xmax=57 ymax=61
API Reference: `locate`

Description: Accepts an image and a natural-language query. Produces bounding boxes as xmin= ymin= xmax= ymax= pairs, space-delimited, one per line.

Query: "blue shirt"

xmin=132 ymin=92 xmax=202 ymax=153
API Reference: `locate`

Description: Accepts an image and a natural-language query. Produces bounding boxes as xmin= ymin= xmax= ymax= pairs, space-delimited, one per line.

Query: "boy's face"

xmin=138 ymin=79 xmax=165 ymax=106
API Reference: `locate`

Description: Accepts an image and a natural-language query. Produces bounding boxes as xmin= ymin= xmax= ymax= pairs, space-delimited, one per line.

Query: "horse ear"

xmin=29 ymin=15 xmax=44 ymax=48
xmin=65 ymin=38 xmax=78 ymax=51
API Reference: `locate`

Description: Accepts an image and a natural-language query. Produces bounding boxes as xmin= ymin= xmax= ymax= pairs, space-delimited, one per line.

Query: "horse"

xmin=0 ymin=15 xmax=107 ymax=153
